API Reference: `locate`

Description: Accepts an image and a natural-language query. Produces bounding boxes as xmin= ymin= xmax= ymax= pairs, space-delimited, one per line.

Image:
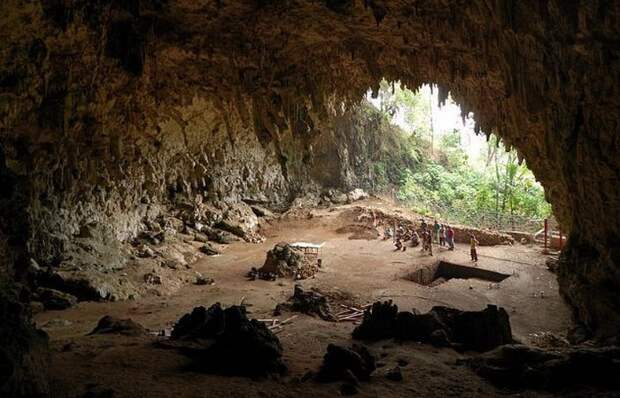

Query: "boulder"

xmin=288 ymin=284 xmax=335 ymax=321
xmin=89 ymin=316 xmax=146 ymax=336
xmin=199 ymin=243 xmax=221 ymax=256
xmin=37 ymin=287 xmax=77 ymax=310
xmin=250 ymin=204 xmax=275 ymax=218
xmin=194 ymin=273 xmax=214 ymax=286
xmin=351 ymin=300 xmax=398 ymax=341
xmin=346 ymin=188 xmax=369 ymax=203
xmin=315 ymin=344 xmax=376 ymax=383
xmin=167 ymin=304 xmax=286 ymax=377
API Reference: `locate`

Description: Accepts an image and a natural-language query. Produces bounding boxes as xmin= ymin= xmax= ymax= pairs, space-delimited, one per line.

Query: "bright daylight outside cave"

xmin=1 ymin=1 xmax=620 ymax=397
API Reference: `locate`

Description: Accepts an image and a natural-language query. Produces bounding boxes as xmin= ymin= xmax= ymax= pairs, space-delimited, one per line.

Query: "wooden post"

xmin=544 ymin=218 xmax=548 ymax=251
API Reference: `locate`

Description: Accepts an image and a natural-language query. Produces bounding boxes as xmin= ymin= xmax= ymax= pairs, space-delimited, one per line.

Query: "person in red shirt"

xmin=446 ymin=226 xmax=455 ymax=250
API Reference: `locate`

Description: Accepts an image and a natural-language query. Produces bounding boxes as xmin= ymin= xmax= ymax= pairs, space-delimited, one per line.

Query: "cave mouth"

xmin=405 ymin=260 xmax=511 ymax=287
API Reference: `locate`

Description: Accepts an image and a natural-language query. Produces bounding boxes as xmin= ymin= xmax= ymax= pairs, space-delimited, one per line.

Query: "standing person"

xmin=426 ymin=231 xmax=433 ymax=256
xmin=470 ymin=233 xmax=479 ymax=262
xmin=447 ymin=226 xmax=455 ymax=250
xmin=439 ymin=225 xmax=446 ymax=247
xmin=433 ymin=220 xmax=440 ymax=244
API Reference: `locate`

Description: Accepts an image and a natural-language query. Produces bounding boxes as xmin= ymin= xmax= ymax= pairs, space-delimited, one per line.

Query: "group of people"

xmin=385 ymin=218 xmax=479 ymax=262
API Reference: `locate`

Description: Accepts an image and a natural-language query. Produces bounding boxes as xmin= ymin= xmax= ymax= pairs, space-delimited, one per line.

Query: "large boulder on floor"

xmin=258 ymin=242 xmax=318 ymax=279
xmin=352 ymin=300 xmax=399 ymax=341
xmin=466 ymin=344 xmax=620 ymax=391
xmin=215 ymin=202 xmax=260 ymax=241
xmin=353 ymin=302 xmax=513 ymax=352
xmin=289 ymin=284 xmax=335 ymax=321
xmin=0 ymin=287 xmax=50 ymax=397
xmin=89 ymin=316 xmax=147 ymax=336
xmin=36 ymin=287 xmax=77 ymax=310
xmin=201 ymin=226 xmax=236 ymax=244
xmin=346 ymin=188 xmax=369 ymax=203
xmin=168 ymin=303 xmax=286 ymax=377
xmin=315 ymin=344 xmax=376 ymax=383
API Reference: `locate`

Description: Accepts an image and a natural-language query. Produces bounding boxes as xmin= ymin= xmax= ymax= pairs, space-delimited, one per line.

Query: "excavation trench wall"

xmin=0 ymin=0 xmax=619 ymax=350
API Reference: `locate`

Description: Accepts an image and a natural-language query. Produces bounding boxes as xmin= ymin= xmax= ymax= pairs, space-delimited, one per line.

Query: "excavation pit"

xmin=405 ymin=261 xmax=511 ymax=287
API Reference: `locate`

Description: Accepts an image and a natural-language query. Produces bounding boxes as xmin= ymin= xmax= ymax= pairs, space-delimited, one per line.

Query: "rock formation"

xmin=0 ymin=0 xmax=619 ymax=382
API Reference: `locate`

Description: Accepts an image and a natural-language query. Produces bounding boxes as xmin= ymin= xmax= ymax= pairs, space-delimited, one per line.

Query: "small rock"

xmin=144 ymin=272 xmax=162 ymax=285
xmin=385 ymin=366 xmax=403 ymax=381
xmin=163 ymin=259 xmax=180 ymax=270
xmin=138 ymin=245 xmax=156 ymax=258
xmin=193 ymin=232 xmax=209 ymax=243
xmin=200 ymin=243 xmax=221 ymax=256
xmin=195 ymin=274 xmax=214 ymax=286
xmin=37 ymin=287 xmax=77 ymax=310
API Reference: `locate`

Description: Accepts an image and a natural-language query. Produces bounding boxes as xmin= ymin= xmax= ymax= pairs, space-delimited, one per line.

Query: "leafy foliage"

xmin=370 ymin=81 xmax=551 ymax=231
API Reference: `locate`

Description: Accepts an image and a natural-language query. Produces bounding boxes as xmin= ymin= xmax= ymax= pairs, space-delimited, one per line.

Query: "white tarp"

xmin=290 ymin=242 xmax=325 ymax=249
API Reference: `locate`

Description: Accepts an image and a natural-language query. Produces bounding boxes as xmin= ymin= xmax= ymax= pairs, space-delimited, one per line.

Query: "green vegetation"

xmin=369 ymin=81 xmax=551 ymax=231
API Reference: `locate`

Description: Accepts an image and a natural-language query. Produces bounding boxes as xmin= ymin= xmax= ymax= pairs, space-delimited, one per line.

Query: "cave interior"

xmin=1 ymin=0 xmax=620 ymax=397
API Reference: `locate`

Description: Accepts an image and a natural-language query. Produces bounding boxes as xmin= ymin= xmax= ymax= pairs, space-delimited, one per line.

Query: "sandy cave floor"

xmin=35 ymin=200 xmax=573 ymax=398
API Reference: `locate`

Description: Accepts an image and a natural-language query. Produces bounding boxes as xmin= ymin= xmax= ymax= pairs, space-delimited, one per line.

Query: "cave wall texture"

xmin=0 ymin=0 xmax=619 ymax=346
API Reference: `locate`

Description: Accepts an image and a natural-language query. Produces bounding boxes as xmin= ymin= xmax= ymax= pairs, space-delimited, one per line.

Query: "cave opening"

xmin=364 ymin=80 xmax=552 ymax=233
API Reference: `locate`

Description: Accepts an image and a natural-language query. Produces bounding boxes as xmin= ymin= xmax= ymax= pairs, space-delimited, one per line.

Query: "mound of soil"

xmin=341 ymin=206 xmax=515 ymax=246
xmin=353 ymin=301 xmax=513 ymax=352
xmin=258 ymin=242 xmax=318 ymax=280
xmin=166 ymin=303 xmax=286 ymax=377
xmin=335 ymin=224 xmax=380 ymax=240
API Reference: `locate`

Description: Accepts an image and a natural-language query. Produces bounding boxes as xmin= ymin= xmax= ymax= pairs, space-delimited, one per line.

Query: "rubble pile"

xmin=89 ymin=316 xmax=147 ymax=337
xmin=165 ymin=303 xmax=286 ymax=377
xmin=288 ymin=285 xmax=335 ymax=321
xmin=353 ymin=301 xmax=513 ymax=352
xmin=335 ymin=224 xmax=380 ymax=240
xmin=465 ymin=344 xmax=620 ymax=391
xmin=256 ymin=242 xmax=318 ymax=280
xmin=315 ymin=343 xmax=376 ymax=386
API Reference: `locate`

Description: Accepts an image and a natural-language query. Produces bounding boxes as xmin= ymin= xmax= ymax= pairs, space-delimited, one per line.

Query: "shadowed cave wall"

xmin=1 ymin=0 xmax=620 ymax=394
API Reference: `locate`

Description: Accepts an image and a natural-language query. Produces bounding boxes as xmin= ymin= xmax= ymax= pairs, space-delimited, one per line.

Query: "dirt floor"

xmin=35 ymin=199 xmax=573 ymax=398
